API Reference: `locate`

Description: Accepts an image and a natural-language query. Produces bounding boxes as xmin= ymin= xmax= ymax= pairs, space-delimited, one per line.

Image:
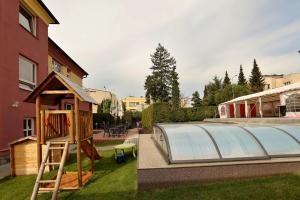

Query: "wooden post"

xmin=69 ymin=111 xmax=75 ymax=144
xmin=75 ymin=97 xmax=82 ymax=186
xmin=90 ymin=138 xmax=94 ymax=173
xmin=10 ymin=145 xmax=15 ymax=176
xmin=89 ymin=103 xmax=94 ymax=172
xmin=41 ymin=110 xmax=45 ymax=144
xmin=36 ymin=96 xmax=42 ymax=170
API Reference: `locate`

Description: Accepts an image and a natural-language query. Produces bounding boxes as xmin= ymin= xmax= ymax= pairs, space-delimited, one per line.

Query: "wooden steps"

xmin=81 ymin=140 xmax=101 ymax=160
xmin=45 ymin=162 xmax=60 ymax=166
xmin=39 ymin=180 xmax=56 ymax=184
xmin=31 ymin=141 xmax=69 ymax=200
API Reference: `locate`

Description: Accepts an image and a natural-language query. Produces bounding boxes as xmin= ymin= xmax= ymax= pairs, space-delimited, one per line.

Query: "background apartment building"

xmin=88 ymin=89 xmax=123 ymax=117
xmin=181 ymin=96 xmax=193 ymax=108
xmin=264 ymin=73 xmax=300 ymax=90
xmin=122 ymin=96 xmax=149 ymax=112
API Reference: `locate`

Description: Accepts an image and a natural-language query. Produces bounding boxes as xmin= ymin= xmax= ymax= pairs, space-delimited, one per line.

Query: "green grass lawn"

xmin=1 ymin=150 xmax=300 ymax=200
xmin=95 ymin=140 xmax=124 ymax=147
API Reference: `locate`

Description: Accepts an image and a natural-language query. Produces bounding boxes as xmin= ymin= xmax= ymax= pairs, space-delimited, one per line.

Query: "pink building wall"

xmin=0 ymin=0 xmax=49 ymax=154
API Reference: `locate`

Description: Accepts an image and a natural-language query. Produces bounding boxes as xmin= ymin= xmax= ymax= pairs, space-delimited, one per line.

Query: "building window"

xmin=23 ymin=118 xmax=34 ymax=137
xmin=19 ymin=56 xmax=36 ymax=91
xmin=65 ymin=103 xmax=73 ymax=110
xmin=284 ymin=81 xmax=291 ymax=86
xmin=52 ymin=59 xmax=62 ymax=73
xmin=129 ymin=102 xmax=136 ymax=107
xmin=286 ymin=94 xmax=300 ymax=112
xmin=19 ymin=6 xmax=35 ymax=35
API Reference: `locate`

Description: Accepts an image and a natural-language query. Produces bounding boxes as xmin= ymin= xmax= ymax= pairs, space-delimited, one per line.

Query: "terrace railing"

xmin=79 ymin=110 xmax=93 ymax=140
xmin=41 ymin=110 xmax=74 ymax=144
xmin=40 ymin=110 xmax=93 ymax=144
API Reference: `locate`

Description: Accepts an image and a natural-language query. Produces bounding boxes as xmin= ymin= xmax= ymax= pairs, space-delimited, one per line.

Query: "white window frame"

xmin=23 ymin=118 xmax=34 ymax=137
xmin=19 ymin=55 xmax=37 ymax=91
xmin=19 ymin=5 xmax=36 ymax=35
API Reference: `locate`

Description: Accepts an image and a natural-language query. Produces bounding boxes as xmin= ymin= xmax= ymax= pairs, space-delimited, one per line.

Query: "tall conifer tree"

xmin=191 ymin=91 xmax=202 ymax=107
xmin=238 ymin=65 xmax=247 ymax=85
xmin=171 ymin=66 xmax=180 ymax=108
xmin=203 ymin=85 xmax=208 ymax=98
xmin=144 ymin=43 xmax=180 ymax=104
xmin=249 ymin=59 xmax=265 ymax=93
xmin=223 ymin=71 xmax=231 ymax=87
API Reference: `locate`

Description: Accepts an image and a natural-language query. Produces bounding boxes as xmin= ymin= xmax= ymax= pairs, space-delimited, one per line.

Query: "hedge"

xmin=141 ymin=103 xmax=216 ymax=130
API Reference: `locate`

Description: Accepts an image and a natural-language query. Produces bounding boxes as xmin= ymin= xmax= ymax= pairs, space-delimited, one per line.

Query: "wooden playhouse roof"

xmin=25 ymin=71 xmax=97 ymax=105
xmin=9 ymin=136 xmax=37 ymax=146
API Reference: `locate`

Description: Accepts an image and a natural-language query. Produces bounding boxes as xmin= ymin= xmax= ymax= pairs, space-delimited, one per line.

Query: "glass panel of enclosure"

xmin=244 ymin=126 xmax=300 ymax=156
xmin=153 ymin=126 xmax=168 ymax=155
xmin=200 ymin=125 xmax=267 ymax=158
xmin=286 ymin=94 xmax=300 ymax=112
xmin=160 ymin=124 xmax=220 ymax=162
xmin=275 ymin=125 xmax=300 ymax=142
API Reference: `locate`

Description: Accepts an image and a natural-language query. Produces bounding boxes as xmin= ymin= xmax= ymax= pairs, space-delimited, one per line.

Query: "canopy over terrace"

xmin=218 ymin=82 xmax=300 ymax=118
xmin=25 ymin=71 xmax=98 ymax=187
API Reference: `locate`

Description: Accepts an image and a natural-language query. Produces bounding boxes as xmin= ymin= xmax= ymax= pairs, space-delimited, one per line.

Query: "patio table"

xmin=114 ymin=143 xmax=136 ymax=159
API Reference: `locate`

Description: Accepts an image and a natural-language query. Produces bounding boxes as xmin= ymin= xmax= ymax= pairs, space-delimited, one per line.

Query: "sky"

xmin=44 ymin=0 xmax=300 ymax=98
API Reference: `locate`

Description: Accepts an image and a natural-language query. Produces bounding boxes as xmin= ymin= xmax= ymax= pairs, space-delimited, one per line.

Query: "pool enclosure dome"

xmin=153 ymin=123 xmax=300 ymax=164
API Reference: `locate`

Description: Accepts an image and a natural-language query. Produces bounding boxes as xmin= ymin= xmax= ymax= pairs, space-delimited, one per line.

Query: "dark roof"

xmin=48 ymin=38 xmax=89 ymax=76
xmin=25 ymin=71 xmax=97 ymax=105
xmin=37 ymin=0 xmax=59 ymax=24
xmin=263 ymin=74 xmax=284 ymax=77
xmin=10 ymin=136 xmax=37 ymax=146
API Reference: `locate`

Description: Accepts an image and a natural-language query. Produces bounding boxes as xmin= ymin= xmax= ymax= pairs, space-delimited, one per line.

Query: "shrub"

xmin=141 ymin=105 xmax=154 ymax=130
xmin=123 ymin=111 xmax=133 ymax=127
xmin=142 ymin=103 xmax=217 ymax=130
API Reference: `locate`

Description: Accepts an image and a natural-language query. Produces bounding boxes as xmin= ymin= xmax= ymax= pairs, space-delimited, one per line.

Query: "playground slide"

xmin=81 ymin=140 xmax=101 ymax=160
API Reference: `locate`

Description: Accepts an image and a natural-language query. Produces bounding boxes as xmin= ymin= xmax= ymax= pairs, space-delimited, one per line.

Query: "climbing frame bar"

xmin=75 ymin=97 xmax=82 ymax=186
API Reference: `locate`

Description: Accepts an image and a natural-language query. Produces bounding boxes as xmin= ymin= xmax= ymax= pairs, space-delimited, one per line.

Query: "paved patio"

xmin=93 ymin=128 xmax=139 ymax=142
xmin=0 ymin=163 xmax=10 ymax=180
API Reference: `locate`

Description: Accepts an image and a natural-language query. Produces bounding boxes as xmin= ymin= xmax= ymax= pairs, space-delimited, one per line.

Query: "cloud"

xmin=44 ymin=0 xmax=300 ymax=98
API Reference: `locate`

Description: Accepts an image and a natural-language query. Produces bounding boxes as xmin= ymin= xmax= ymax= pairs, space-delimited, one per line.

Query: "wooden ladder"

xmin=31 ymin=141 xmax=69 ymax=200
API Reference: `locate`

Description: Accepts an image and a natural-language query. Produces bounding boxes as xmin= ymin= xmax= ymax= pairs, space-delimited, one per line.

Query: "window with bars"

xmin=286 ymin=94 xmax=300 ymax=112
xmin=23 ymin=118 xmax=34 ymax=137
xmin=65 ymin=103 xmax=73 ymax=110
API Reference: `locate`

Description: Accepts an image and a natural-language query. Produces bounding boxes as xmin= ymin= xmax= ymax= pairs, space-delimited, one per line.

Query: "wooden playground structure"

xmin=23 ymin=72 xmax=100 ymax=199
